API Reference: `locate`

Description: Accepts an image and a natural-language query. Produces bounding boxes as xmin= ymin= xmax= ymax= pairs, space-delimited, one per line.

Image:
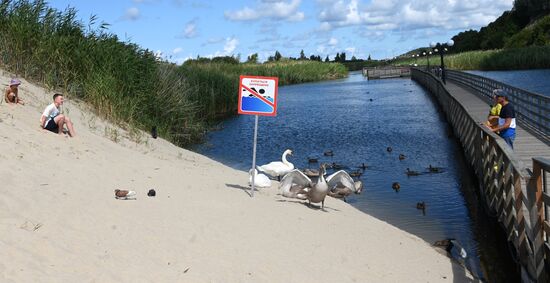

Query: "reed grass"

xmin=180 ymin=60 xmax=348 ymax=121
xmin=0 ymin=0 xmax=346 ymax=146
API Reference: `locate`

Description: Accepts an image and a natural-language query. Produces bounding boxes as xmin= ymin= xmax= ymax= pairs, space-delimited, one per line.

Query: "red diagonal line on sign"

xmin=242 ymin=84 xmax=275 ymax=108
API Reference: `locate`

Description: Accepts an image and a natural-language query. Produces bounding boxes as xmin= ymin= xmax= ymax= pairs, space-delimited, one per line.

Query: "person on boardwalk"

xmin=490 ymin=93 xmax=516 ymax=149
xmin=4 ymin=78 xmax=25 ymax=105
xmin=40 ymin=93 xmax=76 ymax=137
xmin=485 ymin=89 xmax=503 ymax=129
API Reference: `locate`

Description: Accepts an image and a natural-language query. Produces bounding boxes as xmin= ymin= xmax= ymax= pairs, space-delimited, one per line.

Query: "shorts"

xmin=44 ymin=118 xmax=59 ymax=133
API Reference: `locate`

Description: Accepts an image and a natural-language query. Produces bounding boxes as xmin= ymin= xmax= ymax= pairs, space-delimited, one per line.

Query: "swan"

xmin=280 ymin=164 xmax=330 ymax=208
xmin=326 ymin=171 xmax=363 ymax=202
xmin=258 ymin=149 xmax=294 ymax=180
xmin=248 ymin=169 xmax=272 ymax=188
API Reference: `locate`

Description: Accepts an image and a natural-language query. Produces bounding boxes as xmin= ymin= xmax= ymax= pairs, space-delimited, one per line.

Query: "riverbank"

xmin=394 ymin=45 xmax=550 ymax=70
xmin=0 ymin=71 xmax=474 ymax=282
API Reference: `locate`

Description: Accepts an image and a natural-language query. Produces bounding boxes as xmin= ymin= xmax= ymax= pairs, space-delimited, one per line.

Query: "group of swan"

xmin=249 ymin=149 xmax=362 ymax=208
xmin=248 ymin=149 xmax=294 ymax=188
xmin=279 ymin=164 xmax=362 ymax=208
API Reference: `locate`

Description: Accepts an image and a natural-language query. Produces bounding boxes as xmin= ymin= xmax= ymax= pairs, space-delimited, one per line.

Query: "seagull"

xmin=248 ymin=169 xmax=272 ymax=188
xmin=258 ymin=149 xmax=294 ymax=180
xmin=114 ymin=189 xmax=136 ymax=200
xmin=280 ymin=164 xmax=329 ymax=208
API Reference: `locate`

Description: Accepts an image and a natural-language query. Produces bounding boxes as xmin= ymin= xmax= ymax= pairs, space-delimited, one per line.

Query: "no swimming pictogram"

xmin=238 ymin=75 xmax=279 ymax=116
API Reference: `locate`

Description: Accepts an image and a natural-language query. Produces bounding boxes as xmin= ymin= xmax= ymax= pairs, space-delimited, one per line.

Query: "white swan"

xmin=279 ymin=164 xmax=330 ymax=209
xmin=258 ymin=149 xmax=294 ymax=180
xmin=248 ymin=169 xmax=272 ymax=188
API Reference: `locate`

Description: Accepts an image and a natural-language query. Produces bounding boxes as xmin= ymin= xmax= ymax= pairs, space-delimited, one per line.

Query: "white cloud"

xmin=328 ymin=37 xmax=338 ymax=46
xmin=182 ymin=19 xmax=198 ymax=38
xmin=225 ymin=0 xmax=305 ymax=22
xmin=316 ymin=0 xmax=514 ymax=33
xmin=173 ymin=47 xmax=183 ymax=54
xmin=209 ymin=37 xmax=240 ymax=57
xmin=122 ymin=7 xmax=141 ymax=21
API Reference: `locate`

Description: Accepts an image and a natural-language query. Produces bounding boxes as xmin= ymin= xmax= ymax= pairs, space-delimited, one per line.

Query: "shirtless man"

xmin=40 ymin=93 xmax=76 ymax=137
xmin=4 ymin=78 xmax=24 ymax=105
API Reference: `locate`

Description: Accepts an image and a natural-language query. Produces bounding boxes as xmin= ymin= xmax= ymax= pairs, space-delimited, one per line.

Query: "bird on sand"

xmin=279 ymin=164 xmax=330 ymax=209
xmin=115 ymin=189 xmax=136 ymax=200
xmin=248 ymin=169 xmax=272 ymax=188
xmin=327 ymin=171 xmax=363 ymax=202
xmin=258 ymin=149 xmax=294 ymax=180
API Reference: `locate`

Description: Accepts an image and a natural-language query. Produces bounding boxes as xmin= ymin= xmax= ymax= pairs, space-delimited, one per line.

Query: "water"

xmin=194 ymin=71 xmax=519 ymax=281
xmin=466 ymin=69 xmax=550 ymax=96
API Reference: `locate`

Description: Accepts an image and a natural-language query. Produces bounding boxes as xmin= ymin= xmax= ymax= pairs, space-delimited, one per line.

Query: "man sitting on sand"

xmin=40 ymin=93 xmax=76 ymax=137
xmin=4 ymin=78 xmax=25 ymax=105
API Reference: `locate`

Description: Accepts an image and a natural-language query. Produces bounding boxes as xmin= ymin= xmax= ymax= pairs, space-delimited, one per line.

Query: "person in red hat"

xmin=4 ymin=78 xmax=25 ymax=105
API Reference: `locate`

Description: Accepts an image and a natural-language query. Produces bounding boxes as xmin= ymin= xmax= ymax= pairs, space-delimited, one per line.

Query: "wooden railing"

xmin=412 ymin=68 xmax=548 ymax=282
xmin=529 ymin=157 xmax=550 ymax=281
xmin=446 ymin=70 xmax=550 ymax=144
xmin=362 ymin=67 xmax=410 ymax=79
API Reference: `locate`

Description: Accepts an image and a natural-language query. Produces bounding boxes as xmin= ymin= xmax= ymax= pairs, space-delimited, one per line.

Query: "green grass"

xmin=394 ymin=46 xmax=550 ymax=70
xmin=180 ymin=60 xmax=347 ymax=121
xmin=0 ymin=0 xmax=347 ymax=146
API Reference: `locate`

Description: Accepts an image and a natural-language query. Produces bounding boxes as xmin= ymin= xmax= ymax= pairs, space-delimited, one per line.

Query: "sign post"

xmin=238 ymin=75 xmax=279 ymax=197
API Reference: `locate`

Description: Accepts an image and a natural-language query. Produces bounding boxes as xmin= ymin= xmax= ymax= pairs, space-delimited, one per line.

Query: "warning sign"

xmin=238 ymin=75 xmax=278 ymax=116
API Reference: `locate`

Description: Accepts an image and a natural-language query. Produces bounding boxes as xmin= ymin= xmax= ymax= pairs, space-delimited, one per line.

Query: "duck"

xmin=331 ymin=162 xmax=346 ymax=170
xmin=416 ymin=201 xmax=426 ymax=210
xmin=433 ymin=239 xmax=467 ymax=259
xmin=357 ymin=163 xmax=368 ymax=170
xmin=386 ymin=147 xmax=393 ymax=153
xmin=428 ymin=165 xmax=442 ymax=173
xmin=303 ymin=168 xmax=320 ymax=178
xmin=327 ymin=171 xmax=363 ymax=202
xmin=398 ymin=154 xmax=406 ymax=160
xmin=248 ymin=169 xmax=272 ymax=188
xmin=258 ymin=149 xmax=294 ymax=180
xmin=307 ymin=157 xmax=319 ymax=163
xmin=392 ymin=182 xmax=400 ymax=191
xmin=114 ymin=189 xmax=136 ymax=200
xmin=324 ymin=150 xmax=334 ymax=157
xmin=406 ymin=168 xmax=421 ymax=176
xmin=349 ymin=170 xmax=362 ymax=178
xmin=280 ymin=164 xmax=330 ymax=208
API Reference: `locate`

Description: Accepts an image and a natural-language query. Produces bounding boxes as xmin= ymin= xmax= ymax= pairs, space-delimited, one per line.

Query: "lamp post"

xmin=430 ymin=40 xmax=454 ymax=84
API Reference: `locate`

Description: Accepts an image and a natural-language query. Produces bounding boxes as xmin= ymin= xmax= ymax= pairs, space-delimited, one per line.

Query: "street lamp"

xmin=430 ymin=40 xmax=454 ymax=84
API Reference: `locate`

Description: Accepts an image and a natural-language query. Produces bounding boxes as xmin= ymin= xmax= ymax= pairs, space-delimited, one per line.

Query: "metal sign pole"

xmin=251 ymin=115 xmax=259 ymax=197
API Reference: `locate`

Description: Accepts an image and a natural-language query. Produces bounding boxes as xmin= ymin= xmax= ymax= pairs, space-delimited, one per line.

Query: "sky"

xmin=47 ymin=0 xmax=515 ymax=64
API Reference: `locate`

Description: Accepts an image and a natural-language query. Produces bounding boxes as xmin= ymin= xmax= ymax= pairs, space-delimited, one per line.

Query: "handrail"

xmin=446 ymin=70 xmax=550 ymax=144
xmin=411 ymin=68 xmax=547 ymax=282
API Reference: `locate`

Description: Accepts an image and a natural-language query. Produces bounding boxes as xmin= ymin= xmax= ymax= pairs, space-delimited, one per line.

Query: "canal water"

xmin=194 ymin=71 xmax=519 ymax=281
xmin=466 ymin=69 xmax=550 ymax=96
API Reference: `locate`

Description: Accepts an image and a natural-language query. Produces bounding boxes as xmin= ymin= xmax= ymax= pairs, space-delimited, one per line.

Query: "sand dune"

xmin=0 ymin=69 xmax=473 ymax=282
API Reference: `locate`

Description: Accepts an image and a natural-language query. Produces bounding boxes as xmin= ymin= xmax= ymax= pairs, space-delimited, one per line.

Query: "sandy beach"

xmin=0 ymin=70 xmax=474 ymax=282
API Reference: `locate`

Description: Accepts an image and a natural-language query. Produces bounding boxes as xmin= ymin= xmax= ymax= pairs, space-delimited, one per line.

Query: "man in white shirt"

xmin=40 ymin=93 xmax=76 ymax=137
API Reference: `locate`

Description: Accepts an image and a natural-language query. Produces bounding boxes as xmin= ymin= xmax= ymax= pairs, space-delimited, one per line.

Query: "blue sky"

xmin=47 ymin=0 xmax=514 ymax=63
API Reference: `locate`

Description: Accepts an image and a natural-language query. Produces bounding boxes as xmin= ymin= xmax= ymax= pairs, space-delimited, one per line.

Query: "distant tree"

xmin=267 ymin=56 xmax=275 ymax=62
xmin=334 ymin=52 xmax=340 ymax=62
xmin=325 ymin=55 xmax=329 ymax=62
xmin=309 ymin=54 xmax=315 ymax=60
xmin=351 ymin=55 xmax=357 ymax=61
xmin=340 ymin=52 xmax=346 ymax=62
xmin=367 ymin=54 xmax=372 ymax=61
xmin=300 ymin=49 xmax=307 ymax=60
xmin=246 ymin=53 xmax=258 ymax=63
xmin=274 ymin=51 xmax=282 ymax=61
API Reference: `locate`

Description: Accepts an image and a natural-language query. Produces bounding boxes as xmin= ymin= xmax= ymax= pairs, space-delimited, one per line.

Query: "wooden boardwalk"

xmin=412 ymin=69 xmax=550 ymax=282
xmin=444 ymin=81 xmax=550 ymax=170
